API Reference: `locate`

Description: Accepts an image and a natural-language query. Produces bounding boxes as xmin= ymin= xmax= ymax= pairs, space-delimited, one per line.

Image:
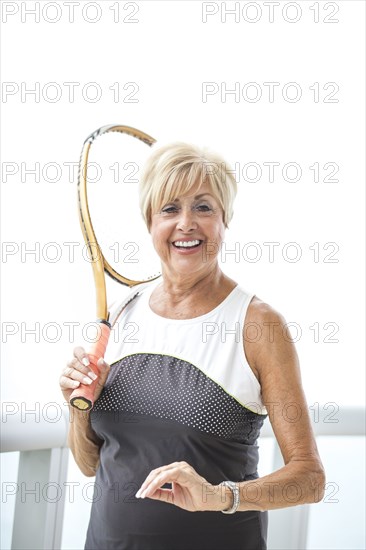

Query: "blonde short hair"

xmin=139 ymin=142 xmax=237 ymax=230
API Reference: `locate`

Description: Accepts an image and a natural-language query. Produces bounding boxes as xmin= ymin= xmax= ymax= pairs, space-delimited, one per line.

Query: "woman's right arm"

xmin=59 ymin=346 xmax=110 ymax=477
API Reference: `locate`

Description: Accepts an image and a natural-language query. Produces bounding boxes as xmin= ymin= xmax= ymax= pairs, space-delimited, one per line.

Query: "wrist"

xmin=209 ymin=483 xmax=235 ymax=512
xmin=68 ymin=404 xmax=91 ymax=423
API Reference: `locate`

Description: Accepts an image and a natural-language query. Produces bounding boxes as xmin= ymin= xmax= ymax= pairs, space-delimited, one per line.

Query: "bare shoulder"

xmin=244 ymin=295 xmax=299 ymax=384
xmin=247 ymin=295 xmax=286 ymax=326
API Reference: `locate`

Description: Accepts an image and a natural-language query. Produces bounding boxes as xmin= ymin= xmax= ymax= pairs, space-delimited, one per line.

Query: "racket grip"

xmin=69 ymin=322 xmax=111 ymax=411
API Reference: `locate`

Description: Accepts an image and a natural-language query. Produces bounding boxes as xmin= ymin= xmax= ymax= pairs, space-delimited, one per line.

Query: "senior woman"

xmin=60 ymin=142 xmax=325 ymax=550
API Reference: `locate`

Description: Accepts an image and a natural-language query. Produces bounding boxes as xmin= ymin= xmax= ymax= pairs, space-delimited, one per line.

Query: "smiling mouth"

xmin=172 ymin=240 xmax=203 ymax=249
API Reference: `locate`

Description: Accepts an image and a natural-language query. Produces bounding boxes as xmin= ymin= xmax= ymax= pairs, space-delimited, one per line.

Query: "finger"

xmin=62 ymin=366 xmax=95 ymax=386
xmin=94 ymin=359 xmax=110 ymax=391
xmin=73 ymin=346 xmax=90 ymax=367
xmin=143 ymin=487 xmax=174 ymax=505
xmin=67 ymin=359 xmax=90 ymax=375
xmin=96 ymin=358 xmax=110 ymax=380
xmin=68 ymin=354 xmax=98 ymax=381
xmin=59 ymin=374 xmax=80 ymax=390
xmin=143 ymin=462 xmax=186 ymax=480
xmin=136 ymin=462 xmax=181 ymax=495
xmin=97 ymin=357 xmax=110 ymax=373
xmin=136 ymin=464 xmax=188 ymax=498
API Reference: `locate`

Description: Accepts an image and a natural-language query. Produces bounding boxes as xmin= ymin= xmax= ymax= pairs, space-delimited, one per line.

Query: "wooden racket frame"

xmin=70 ymin=124 xmax=160 ymax=411
xmin=78 ymin=124 xmax=159 ymax=320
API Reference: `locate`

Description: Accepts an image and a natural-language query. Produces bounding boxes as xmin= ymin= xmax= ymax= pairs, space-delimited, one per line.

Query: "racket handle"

xmin=69 ymin=322 xmax=111 ymax=411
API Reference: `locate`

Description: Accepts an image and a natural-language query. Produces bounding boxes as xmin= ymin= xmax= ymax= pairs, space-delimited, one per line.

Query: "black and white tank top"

xmin=85 ymin=279 xmax=268 ymax=550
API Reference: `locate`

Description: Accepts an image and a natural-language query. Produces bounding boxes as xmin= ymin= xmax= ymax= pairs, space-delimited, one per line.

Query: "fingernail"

xmin=88 ymin=371 xmax=97 ymax=380
xmin=73 ymin=381 xmax=80 ymax=387
xmin=83 ymin=377 xmax=92 ymax=385
xmin=82 ymin=358 xmax=90 ymax=367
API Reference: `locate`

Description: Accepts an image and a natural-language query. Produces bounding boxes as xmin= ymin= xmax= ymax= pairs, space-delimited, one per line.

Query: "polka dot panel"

xmin=94 ymin=353 xmax=265 ymax=444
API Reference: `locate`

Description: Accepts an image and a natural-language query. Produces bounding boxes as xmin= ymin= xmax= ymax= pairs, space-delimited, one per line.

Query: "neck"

xmin=158 ymin=264 xmax=228 ymax=302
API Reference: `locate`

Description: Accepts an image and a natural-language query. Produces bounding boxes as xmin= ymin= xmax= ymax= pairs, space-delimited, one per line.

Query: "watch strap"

xmin=220 ymin=481 xmax=240 ymax=514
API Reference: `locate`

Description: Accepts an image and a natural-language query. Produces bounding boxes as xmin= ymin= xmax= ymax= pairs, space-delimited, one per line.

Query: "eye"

xmin=161 ymin=206 xmax=178 ymax=214
xmin=195 ymin=204 xmax=212 ymax=212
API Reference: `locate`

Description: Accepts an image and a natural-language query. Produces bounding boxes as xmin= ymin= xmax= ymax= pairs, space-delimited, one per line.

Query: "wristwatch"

xmin=220 ymin=481 xmax=240 ymax=514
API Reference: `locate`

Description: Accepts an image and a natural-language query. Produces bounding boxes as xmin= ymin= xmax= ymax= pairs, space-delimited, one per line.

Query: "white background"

xmin=1 ymin=1 xmax=365 ymax=549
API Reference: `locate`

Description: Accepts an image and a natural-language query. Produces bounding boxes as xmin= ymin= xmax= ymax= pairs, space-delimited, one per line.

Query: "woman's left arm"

xmin=136 ymin=302 xmax=326 ymax=512
xmin=230 ymin=300 xmax=326 ymax=511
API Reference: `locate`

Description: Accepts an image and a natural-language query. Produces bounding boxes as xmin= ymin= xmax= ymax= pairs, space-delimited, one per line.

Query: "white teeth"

xmin=173 ymin=240 xmax=201 ymax=248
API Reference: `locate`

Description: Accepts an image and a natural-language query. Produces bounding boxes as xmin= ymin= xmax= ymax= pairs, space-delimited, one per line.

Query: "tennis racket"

xmin=69 ymin=124 xmax=161 ymax=411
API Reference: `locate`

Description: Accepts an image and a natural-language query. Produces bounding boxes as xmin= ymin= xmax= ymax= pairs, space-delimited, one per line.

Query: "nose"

xmin=176 ymin=207 xmax=198 ymax=232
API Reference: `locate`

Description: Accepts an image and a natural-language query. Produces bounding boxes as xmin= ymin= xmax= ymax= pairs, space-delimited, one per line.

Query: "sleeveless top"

xmin=85 ymin=279 xmax=268 ymax=550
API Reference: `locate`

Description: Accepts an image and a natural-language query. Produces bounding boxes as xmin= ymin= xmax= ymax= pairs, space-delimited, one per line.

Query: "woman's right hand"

xmin=60 ymin=346 xmax=111 ymax=405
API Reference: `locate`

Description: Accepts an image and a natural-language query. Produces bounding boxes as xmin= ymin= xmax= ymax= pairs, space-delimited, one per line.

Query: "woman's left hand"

xmin=135 ymin=461 xmax=221 ymax=512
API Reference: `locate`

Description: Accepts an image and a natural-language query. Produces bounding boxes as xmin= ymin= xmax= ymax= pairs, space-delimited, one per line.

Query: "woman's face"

xmin=149 ymin=181 xmax=226 ymax=279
